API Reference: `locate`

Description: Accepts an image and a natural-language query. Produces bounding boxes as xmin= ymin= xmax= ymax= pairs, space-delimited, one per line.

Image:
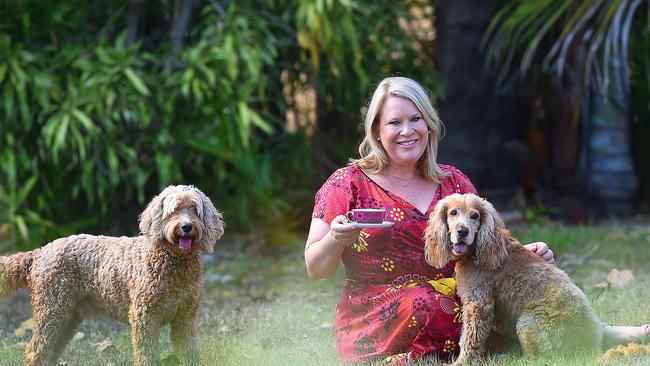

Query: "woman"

xmin=305 ymin=77 xmax=648 ymax=364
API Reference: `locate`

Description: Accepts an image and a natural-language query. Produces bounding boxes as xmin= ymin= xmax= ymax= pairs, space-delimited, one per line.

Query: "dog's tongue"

xmin=453 ymin=243 xmax=468 ymax=254
xmin=179 ymin=237 xmax=192 ymax=249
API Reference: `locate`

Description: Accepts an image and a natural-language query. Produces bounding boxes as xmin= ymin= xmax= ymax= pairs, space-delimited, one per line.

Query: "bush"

xmin=0 ymin=0 xmax=441 ymax=251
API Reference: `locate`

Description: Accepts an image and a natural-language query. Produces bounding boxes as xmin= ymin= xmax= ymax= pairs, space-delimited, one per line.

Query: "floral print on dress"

xmin=453 ymin=304 xmax=463 ymax=323
xmin=353 ymin=333 xmax=376 ymax=356
xmin=381 ymin=257 xmax=395 ymax=272
xmin=408 ymin=316 xmax=418 ymax=328
xmin=443 ymin=340 xmax=458 ymax=354
xmin=352 ymin=232 xmax=370 ymax=252
xmin=379 ymin=299 xmax=401 ymax=331
xmin=312 ymin=163 xmax=478 ymax=364
xmin=389 ymin=207 xmax=405 ymax=222
xmin=333 ymin=168 xmax=348 ymax=180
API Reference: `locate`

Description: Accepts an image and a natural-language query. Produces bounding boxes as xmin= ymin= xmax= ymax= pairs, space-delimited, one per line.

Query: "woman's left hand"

xmin=524 ymin=242 xmax=555 ymax=264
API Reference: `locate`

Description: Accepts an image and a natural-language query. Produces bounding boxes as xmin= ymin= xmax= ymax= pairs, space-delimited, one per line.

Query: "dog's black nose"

xmin=457 ymin=227 xmax=469 ymax=238
xmin=181 ymin=223 xmax=193 ymax=233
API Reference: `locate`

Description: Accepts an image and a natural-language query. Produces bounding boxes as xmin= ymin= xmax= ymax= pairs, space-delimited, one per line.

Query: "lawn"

xmin=0 ymin=222 xmax=649 ymax=366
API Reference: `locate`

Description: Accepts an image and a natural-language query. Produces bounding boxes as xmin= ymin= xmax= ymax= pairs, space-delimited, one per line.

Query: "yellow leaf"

xmin=606 ymin=268 xmax=634 ymax=288
xmin=94 ymin=338 xmax=115 ymax=353
xmin=15 ymin=318 xmax=34 ymax=337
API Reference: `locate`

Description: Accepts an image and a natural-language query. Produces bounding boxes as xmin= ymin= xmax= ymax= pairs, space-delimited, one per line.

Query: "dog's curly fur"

xmin=424 ymin=193 xmax=602 ymax=364
xmin=0 ymin=185 xmax=224 ymax=366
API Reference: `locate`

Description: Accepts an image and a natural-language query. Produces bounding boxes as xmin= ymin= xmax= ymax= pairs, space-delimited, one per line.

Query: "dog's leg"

xmin=170 ymin=302 xmax=200 ymax=365
xmin=26 ymin=311 xmax=73 ymax=365
xmin=516 ymin=313 xmax=543 ymax=357
xmin=455 ymin=298 xmax=495 ymax=365
xmin=50 ymin=312 xmax=83 ymax=361
xmin=25 ymin=291 xmax=77 ymax=366
xmin=129 ymin=304 xmax=160 ymax=366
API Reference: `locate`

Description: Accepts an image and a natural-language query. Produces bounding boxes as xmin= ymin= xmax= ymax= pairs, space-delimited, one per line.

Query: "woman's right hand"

xmin=329 ymin=215 xmax=363 ymax=247
xmin=305 ymin=215 xmax=362 ymax=279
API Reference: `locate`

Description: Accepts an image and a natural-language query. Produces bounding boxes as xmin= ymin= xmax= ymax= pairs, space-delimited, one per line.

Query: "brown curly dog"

xmin=0 ymin=185 xmax=224 ymax=366
xmin=424 ymin=193 xmax=603 ymax=364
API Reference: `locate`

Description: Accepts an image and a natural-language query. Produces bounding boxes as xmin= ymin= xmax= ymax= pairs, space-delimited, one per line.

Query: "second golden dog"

xmin=424 ymin=193 xmax=602 ymax=364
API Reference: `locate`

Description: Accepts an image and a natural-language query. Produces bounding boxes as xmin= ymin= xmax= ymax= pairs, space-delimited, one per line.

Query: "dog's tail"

xmin=0 ymin=252 xmax=34 ymax=297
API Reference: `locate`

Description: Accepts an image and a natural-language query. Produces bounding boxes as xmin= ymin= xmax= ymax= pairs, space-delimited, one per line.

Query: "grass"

xmin=0 ymin=222 xmax=649 ymax=365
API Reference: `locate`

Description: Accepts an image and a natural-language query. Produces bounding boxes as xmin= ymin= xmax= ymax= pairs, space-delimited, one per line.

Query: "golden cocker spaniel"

xmin=424 ymin=193 xmax=602 ymax=364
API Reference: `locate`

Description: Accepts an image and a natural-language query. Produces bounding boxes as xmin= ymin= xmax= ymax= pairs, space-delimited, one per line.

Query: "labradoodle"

xmin=424 ymin=193 xmax=602 ymax=364
xmin=0 ymin=185 xmax=224 ymax=366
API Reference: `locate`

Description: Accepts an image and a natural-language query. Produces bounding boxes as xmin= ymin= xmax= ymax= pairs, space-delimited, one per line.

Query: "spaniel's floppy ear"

xmin=474 ymin=197 xmax=508 ymax=270
xmin=424 ymin=200 xmax=452 ymax=269
xmin=197 ymin=189 xmax=225 ymax=254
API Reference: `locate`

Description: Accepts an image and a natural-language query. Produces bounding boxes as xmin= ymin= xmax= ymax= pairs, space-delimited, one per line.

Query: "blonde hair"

xmin=352 ymin=77 xmax=446 ymax=183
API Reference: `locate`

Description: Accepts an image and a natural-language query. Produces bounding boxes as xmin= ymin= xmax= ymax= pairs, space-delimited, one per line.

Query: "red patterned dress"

xmin=312 ymin=164 xmax=478 ymax=364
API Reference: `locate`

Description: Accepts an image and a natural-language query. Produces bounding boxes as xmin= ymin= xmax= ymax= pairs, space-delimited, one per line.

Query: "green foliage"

xmin=0 ymin=0 xmax=440 ymax=250
xmin=484 ymin=0 xmax=650 ymax=97
xmin=294 ymin=0 xmax=441 ymax=114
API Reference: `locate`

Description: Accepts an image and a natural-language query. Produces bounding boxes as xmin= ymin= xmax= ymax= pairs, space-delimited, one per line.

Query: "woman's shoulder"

xmin=327 ymin=163 xmax=364 ymax=180
xmin=319 ymin=163 xmax=366 ymax=189
xmin=437 ymin=164 xmax=468 ymax=179
xmin=437 ymin=164 xmax=477 ymax=194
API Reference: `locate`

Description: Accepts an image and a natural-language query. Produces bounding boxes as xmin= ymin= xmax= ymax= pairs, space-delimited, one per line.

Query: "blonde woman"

xmin=304 ymin=76 xmax=648 ymax=364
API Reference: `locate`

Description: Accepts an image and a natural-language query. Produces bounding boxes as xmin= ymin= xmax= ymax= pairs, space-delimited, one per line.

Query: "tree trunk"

xmin=435 ymin=0 xmax=524 ymax=208
xmin=581 ymin=92 xmax=638 ymax=217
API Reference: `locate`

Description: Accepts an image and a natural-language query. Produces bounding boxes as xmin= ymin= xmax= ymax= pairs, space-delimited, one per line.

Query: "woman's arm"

xmin=305 ymin=216 xmax=362 ymax=279
xmin=450 ymin=167 xmax=556 ymax=265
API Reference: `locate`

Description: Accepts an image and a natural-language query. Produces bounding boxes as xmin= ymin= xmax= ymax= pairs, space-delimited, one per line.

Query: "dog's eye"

xmin=470 ymin=212 xmax=479 ymax=220
xmin=449 ymin=209 xmax=457 ymax=216
xmin=191 ymin=207 xmax=198 ymax=214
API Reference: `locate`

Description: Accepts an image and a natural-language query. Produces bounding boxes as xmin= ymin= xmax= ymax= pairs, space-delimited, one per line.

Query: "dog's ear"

xmin=197 ymin=190 xmax=225 ymax=253
xmin=475 ymin=198 xmax=508 ymax=270
xmin=139 ymin=189 xmax=166 ymax=240
xmin=424 ymin=200 xmax=452 ymax=269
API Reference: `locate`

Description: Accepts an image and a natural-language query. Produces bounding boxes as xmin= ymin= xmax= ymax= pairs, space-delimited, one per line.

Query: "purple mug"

xmin=346 ymin=209 xmax=386 ymax=224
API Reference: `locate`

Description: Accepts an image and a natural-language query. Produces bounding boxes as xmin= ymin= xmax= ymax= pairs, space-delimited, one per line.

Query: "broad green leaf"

xmin=248 ymin=109 xmax=273 ymax=134
xmin=0 ymin=63 xmax=7 ymax=82
xmin=16 ymin=176 xmax=37 ymax=207
xmin=15 ymin=216 xmax=28 ymax=241
xmin=124 ymin=67 xmax=150 ymax=96
xmin=71 ymin=108 xmax=97 ymax=133
xmin=54 ymin=114 xmax=71 ymax=153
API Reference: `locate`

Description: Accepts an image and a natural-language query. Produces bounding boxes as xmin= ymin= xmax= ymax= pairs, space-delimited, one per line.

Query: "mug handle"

xmin=345 ymin=211 xmax=354 ymax=222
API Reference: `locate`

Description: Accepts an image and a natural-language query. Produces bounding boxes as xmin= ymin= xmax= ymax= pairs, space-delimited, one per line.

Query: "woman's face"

xmin=376 ymin=95 xmax=429 ymax=169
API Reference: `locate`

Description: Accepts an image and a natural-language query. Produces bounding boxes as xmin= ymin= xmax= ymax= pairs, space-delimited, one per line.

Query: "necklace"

xmin=391 ymin=174 xmax=415 ymax=188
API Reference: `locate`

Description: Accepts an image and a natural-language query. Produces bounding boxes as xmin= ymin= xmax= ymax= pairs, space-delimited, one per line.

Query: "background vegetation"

xmin=0 ymin=0 xmax=648 ymax=248
xmin=0 ymin=0 xmax=443 ymax=252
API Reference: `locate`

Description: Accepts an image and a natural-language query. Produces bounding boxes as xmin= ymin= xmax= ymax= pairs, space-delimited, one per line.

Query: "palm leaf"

xmin=486 ymin=0 xmax=649 ymax=98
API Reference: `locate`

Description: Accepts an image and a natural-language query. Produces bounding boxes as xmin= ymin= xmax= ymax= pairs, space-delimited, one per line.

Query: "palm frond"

xmin=485 ymin=0 xmax=649 ymax=99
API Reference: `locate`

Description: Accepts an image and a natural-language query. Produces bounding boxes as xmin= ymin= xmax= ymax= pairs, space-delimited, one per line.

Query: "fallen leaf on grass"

xmin=218 ymin=325 xmax=232 ymax=333
xmin=595 ymin=268 xmax=635 ymax=289
xmin=73 ymin=332 xmax=85 ymax=342
xmin=320 ymin=321 xmax=334 ymax=329
xmin=11 ymin=341 xmax=28 ymax=349
xmin=94 ymin=338 xmax=115 ymax=353
xmin=15 ymin=318 xmax=34 ymax=337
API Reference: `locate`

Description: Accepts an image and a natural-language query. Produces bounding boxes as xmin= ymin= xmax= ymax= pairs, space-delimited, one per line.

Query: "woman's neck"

xmin=384 ymin=164 xmax=418 ymax=180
